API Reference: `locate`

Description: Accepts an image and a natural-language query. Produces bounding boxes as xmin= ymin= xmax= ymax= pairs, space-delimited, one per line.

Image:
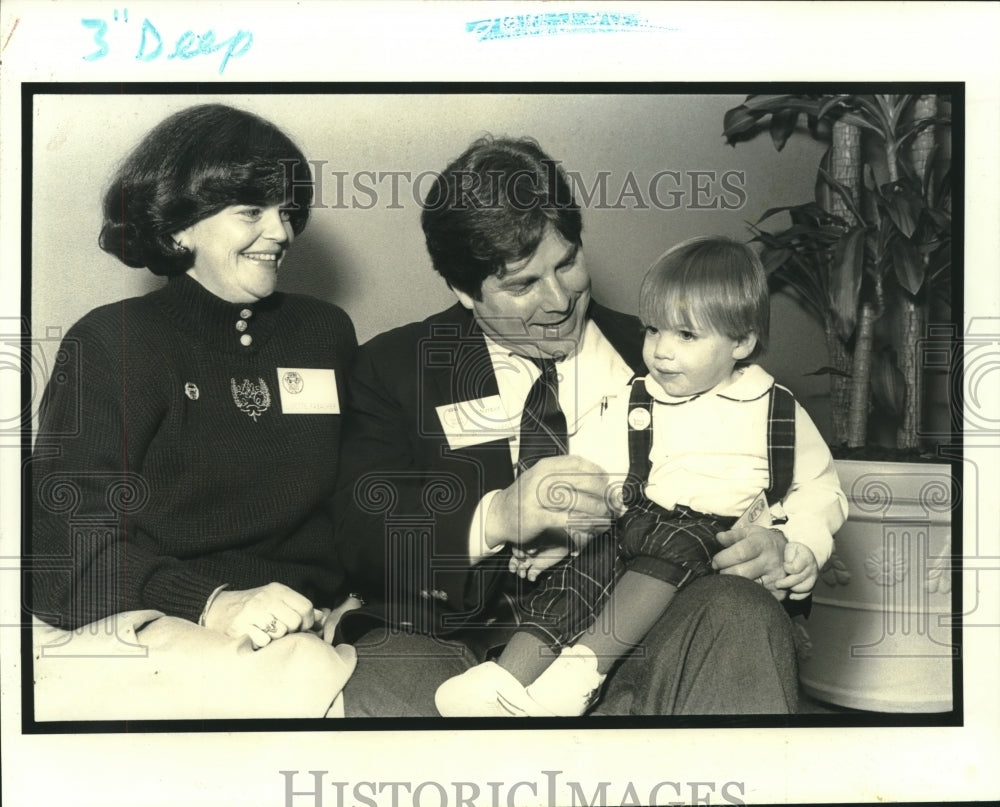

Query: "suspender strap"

xmin=766 ymin=383 xmax=812 ymax=618
xmin=622 ymin=378 xmax=807 ymax=617
xmin=625 ymin=378 xmax=797 ymax=508
xmin=765 ymin=384 xmax=796 ymax=506
xmin=623 ymin=379 xmax=654 ymax=507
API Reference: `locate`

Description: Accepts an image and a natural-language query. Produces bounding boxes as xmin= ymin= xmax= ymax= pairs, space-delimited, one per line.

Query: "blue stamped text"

xmin=466 ymin=11 xmax=673 ymax=41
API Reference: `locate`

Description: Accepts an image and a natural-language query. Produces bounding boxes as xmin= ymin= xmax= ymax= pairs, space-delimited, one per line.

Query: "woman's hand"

xmin=712 ymin=526 xmax=789 ymax=600
xmin=203 ymin=582 xmax=315 ymax=648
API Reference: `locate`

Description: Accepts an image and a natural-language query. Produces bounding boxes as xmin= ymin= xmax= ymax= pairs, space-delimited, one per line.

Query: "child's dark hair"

xmin=99 ymin=104 xmax=313 ymax=276
xmin=639 ymin=236 xmax=769 ymax=362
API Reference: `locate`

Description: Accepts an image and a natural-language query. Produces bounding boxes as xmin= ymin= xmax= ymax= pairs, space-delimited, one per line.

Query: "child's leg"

xmin=584 ymin=507 xmax=721 ymax=671
xmin=496 ymin=629 xmax=558 ymax=684
xmin=436 ymin=534 xmax=617 ymax=717
xmin=434 ymin=566 xmax=585 ymax=717
xmin=523 ymin=571 xmax=676 ymax=715
xmin=435 ymin=628 xmax=562 ymax=717
xmin=524 ymin=508 xmax=719 ymax=716
xmin=579 ymin=570 xmax=678 ymax=674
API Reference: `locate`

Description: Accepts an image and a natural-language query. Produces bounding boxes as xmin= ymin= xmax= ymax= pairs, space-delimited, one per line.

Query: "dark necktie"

xmin=518 ymin=357 xmax=568 ymax=473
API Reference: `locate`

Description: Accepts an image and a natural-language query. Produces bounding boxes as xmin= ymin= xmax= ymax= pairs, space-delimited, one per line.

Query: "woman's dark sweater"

xmin=30 ymin=274 xmax=357 ymax=629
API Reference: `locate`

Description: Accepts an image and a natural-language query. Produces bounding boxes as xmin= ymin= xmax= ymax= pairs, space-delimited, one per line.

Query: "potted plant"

xmin=722 ymin=93 xmax=956 ymax=712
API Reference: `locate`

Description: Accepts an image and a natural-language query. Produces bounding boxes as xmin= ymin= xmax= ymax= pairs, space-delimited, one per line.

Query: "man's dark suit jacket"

xmin=333 ymin=300 xmax=645 ymax=641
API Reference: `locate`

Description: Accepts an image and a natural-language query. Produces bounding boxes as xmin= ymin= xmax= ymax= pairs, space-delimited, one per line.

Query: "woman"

xmin=30 ymin=104 xmax=358 ymax=719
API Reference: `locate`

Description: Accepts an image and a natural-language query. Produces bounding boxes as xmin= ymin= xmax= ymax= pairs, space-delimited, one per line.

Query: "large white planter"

xmin=797 ymin=459 xmax=955 ymax=712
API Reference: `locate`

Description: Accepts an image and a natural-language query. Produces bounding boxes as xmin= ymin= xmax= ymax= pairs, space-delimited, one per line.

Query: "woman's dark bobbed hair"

xmin=99 ymin=104 xmax=313 ymax=276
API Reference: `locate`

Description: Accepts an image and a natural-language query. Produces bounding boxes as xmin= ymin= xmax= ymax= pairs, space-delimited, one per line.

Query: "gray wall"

xmin=31 ymin=93 xmax=832 ymax=437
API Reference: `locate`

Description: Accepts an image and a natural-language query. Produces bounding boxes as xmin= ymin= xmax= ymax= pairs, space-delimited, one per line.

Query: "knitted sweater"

xmin=30 ymin=274 xmax=357 ymax=629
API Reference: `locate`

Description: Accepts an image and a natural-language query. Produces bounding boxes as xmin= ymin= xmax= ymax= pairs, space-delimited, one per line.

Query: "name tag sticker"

xmin=277 ymin=368 xmax=340 ymax=414
xmin=436 ymin=395 xmax=516 ymax=449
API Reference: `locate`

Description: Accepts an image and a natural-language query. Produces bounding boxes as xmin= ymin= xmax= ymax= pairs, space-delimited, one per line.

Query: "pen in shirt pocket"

xmin=576 ymin=394 xmax=614 ymax=426
xmin=578 ymin=395 xmax=609 ymax=422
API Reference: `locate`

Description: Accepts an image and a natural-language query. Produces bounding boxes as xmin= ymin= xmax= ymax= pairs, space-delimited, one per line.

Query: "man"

xmin=335 ymin=136 xmax=809 ymax=716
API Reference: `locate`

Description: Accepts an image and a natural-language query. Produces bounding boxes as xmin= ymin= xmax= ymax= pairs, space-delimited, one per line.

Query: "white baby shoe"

xmin=435 ymin=661 xmax=555 ymax=717
xmin=525 ymin=645 xmax=605 ymax=716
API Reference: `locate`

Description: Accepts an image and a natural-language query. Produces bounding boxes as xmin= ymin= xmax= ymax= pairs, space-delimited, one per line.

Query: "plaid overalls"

xmin=514 ymin=377 xmax=797 ymax=649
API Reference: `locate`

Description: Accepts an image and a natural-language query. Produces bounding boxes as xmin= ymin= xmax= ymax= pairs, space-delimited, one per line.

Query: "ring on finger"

xmin=264 ymin=617 xmax=279 ymax=634
xmin=754 ymin=576 xmax=765 ymax=585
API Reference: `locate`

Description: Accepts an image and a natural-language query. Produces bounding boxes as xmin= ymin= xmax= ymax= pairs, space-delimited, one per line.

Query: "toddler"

xmin=435 ymin=236 xmax=847 ymax=716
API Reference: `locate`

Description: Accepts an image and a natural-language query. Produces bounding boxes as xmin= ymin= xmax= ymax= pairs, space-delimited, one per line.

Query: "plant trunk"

xmin=847 ymin=302 xmax=876 ymax=447
xmin=886 ymin=138 xmax=900 ymax=184
xmin=831 ymin=115 xmax=865 ymax=445
xmin=895 ymin=95 xmax=936 ymax=449
xmin=825 ymin=317 xmax=852 ymax=446
xmin=830 ymin=119 xmax=862 ymax=226
xmin=896 ymin=297 xmax=926 ymax=449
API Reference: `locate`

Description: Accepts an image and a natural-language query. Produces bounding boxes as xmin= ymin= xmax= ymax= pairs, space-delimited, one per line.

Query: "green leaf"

xmin=815 ymin=146 xmax=833 ymax=210
xmin=891 ymin=237 xmax=925 ymax=295
xmin=770 ymin=273 xmax=827 ymax=324
xmin=882 ymin=94 xmax=914 ymax=130
xmin=838 ymin=111 xmax=885 ymax=137
xmin=829 ymin=228 xmax=865 ymax=340
xmin=755 ymin=203 xmax=837 ymax=228
xmin=760 ymin=247 xmax=794 ymax=275
xmin=741 ymin=94 xmax=794 ymax=110
xmin=722 ymin=106 xmax=762 ymax=141
xmin=770 ymin=109 xmax=800 ymax=151
xmin=862 ymin=163 xmax=878 ymax=192
xmin=818 ymin=167 xmax=867 ymax=225
xmin=817 ymin=95 xmax=852 ymax=119
xmin=895 ymin=153 xmax=920 ymax=188
xmin=919 ymin=143 xmax=940 ymax=200
xmin=874 ymin=217 xmax=895 ymax=261
xmin=862 ymin=134 xmax=892 ymax=188
xmin=927 ymin=208 xmax=952 ymax=230
xmin=897 ymin=115 xmax=950 ymax=149
xmin=934 ymin=166 xmax=952 ymax=210
xmin=805 ymin=366 xmax=853 ymax=378
xmin=927 ymin=244 xmax=952 ymax=287
xmin=851 ymin=95 xmax=890 ymax=127
xmin=881 ymin=190 xmax=922 ymax=239
xmin=779 ymin=223 xmax=831 ymax=240
xmin=870 ymin=347 xmax=906 ymax=419
xmin=742 ymin=94 xmax=812 ymax=112
xmin=870 ymin=94 xmax=905 ymax=133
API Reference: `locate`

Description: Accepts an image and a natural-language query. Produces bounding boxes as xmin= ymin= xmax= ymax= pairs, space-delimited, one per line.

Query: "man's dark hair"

xmin=421 ymin=136 xmax=582 ymax=299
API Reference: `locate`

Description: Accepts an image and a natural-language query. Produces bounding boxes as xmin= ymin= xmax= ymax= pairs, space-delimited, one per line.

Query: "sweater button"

xmin=235 ymin=320 xmax=248 ymax=332
xmin=240 ymin=308 xmax=253 ymax=319
xmin=240 ymin=334 xmax=253 ymax=347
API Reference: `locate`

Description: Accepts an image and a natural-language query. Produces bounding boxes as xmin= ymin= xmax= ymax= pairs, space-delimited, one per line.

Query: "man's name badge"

xmin=276 ymin=368 xmax=340 ymax=414
xmin=436 ymin=395 xmax=516 ymax=449
xmin=733 ymin=489 xmax=772 ymax=529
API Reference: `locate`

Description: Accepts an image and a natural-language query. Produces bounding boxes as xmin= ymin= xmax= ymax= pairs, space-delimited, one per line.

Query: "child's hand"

xmin=509 ymin=544 xmax=572 ymax=582
xmin=305 ymin=595 xmax=366 ymax=644
xmin=773 ymin=541 xmax=818 ymax=600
